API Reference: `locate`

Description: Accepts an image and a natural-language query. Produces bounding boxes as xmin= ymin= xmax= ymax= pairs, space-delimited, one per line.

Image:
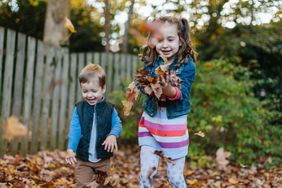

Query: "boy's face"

xmin=80 ymin=76 xmax=106 ymax=106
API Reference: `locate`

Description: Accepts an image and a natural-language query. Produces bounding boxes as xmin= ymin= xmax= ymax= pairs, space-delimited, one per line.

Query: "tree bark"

xmin=43 ymin=0 xmax=70 ymax=47
xmin=122 ymin=0 xmax=135 ymax=53
xmin=104 ymin=0 xmax=111 ymax=52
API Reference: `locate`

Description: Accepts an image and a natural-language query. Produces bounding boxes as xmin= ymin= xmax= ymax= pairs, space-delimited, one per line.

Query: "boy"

xmin=65 ymin=64 xmax=122 ymax=187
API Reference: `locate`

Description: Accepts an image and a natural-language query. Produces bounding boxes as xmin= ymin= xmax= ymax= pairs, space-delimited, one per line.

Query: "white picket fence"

xmin=0 ymin=27 xmax=139 ymax=155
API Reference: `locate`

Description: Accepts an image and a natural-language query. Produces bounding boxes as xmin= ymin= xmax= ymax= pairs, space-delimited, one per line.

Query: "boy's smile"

xmin=81 ymin=76 xmax=106 ymax=106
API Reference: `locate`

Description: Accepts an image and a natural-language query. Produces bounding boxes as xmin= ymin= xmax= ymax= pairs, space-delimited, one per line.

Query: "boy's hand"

xmin=102 ymin=135 xmax=118 ymax=152
xmin=65 ymin=150 xmax=77 ymax=165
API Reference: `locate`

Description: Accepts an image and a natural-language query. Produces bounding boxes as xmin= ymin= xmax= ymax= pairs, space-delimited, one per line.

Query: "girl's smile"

xmin=155 ymin=22 xmax=181 ymax=63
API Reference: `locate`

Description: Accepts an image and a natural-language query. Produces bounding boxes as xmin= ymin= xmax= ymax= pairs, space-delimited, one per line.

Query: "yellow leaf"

xmin=65 ymin=17 xmax=76 ymax=33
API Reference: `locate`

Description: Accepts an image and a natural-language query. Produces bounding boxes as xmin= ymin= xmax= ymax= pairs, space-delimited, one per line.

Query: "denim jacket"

xmin=140 ymin=55 xmax=196 ymax=119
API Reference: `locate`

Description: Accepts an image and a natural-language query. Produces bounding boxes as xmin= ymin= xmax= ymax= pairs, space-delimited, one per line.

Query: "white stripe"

xmin=142 ymin=112 xmax=187 ymax=125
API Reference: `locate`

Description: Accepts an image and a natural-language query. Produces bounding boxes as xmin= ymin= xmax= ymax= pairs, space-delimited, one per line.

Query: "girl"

xmin=137 ymin=17 xmax=196 ymax=188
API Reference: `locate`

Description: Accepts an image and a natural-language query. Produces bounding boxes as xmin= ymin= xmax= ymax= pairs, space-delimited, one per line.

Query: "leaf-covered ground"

xmin=0 ymin=146 xmax=281 ymax=188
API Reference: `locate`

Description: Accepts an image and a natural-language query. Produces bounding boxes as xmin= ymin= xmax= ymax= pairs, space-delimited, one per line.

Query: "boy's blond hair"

xmin=79 ymin=64 xmax=106 ymax=87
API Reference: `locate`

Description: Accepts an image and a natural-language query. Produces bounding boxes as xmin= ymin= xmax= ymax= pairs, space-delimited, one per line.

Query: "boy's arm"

xmin=67 ymin=106 xmax=81 ymax=152
xmin=109 ymin=108 xmax=122 ymax=137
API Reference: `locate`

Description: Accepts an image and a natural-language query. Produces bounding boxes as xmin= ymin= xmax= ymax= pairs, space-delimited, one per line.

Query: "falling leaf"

xmin=3 ymin=116 xmax=28 ymax=141
xmin=195 ymin=131 xmax=205 ymax=138
xmin=122 ymin=100 xmax=134 ymax=116
xmin=64 ymin=17 xmax=76 ymax=33
xmin=216 ymin=148 xmax=231 ymax=171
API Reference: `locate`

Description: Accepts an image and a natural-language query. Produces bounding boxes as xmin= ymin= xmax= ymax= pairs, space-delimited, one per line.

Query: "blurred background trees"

xmin=0 ymin=0 xmax=281 ymax=165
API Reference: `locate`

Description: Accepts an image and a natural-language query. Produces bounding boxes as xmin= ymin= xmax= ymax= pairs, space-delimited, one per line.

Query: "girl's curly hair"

xmin=141 ymin=16 xmax=196 ymax=68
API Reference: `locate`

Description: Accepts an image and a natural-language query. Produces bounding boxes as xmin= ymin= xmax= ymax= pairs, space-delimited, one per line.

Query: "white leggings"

xmin=139 ymin=146 xmax=187 ymax=188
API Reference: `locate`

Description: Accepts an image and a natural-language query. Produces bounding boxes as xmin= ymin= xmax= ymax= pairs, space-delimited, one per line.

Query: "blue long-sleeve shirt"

xmin=67 ymin=106 xmax=122 ymax=160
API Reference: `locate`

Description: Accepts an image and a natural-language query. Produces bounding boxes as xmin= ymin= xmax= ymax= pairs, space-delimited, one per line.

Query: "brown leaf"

xmin=3 ymin=116 xmax=28 ymax=141
xmin=122 ymin=100 xmax=134 ymax=116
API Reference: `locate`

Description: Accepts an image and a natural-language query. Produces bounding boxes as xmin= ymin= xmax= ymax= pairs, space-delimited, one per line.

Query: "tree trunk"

xmin=122 ymin=0 xmax=135 ymax=53
xmin=43 ymin=0 xmax=70 ymax=47
xmin=104 ymin=0 xmax=111 ymax=52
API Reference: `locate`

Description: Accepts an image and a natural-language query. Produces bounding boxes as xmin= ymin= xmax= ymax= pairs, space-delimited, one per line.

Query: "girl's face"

xmin=155 ymin=22 xmax=180 ymax=63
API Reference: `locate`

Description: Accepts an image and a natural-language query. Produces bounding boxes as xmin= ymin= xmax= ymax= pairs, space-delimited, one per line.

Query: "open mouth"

xmin=161 ymin=50 xmax=171 ymax=55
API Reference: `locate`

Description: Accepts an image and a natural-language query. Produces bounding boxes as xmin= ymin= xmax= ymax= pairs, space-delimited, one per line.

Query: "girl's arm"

xmin=162 ymin=58 xmax=196 ymax=100
xmin=67 ymin=107 xmax=81 ymax=152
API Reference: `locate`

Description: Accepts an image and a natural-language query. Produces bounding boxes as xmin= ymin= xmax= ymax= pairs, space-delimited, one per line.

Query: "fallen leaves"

xmin=3 ymin=116 xmax=28 ymax=141
xmin=0 ymin=147 xmax=280 ymax=187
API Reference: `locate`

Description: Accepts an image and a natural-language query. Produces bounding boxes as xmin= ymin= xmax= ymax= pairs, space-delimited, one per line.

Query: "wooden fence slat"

xmin=126 ymin=54 xmax=132 ymax=79
xmin=10 ymin=33 xmax=26 ymax=154
xmin=0 ymin=29 xmax=16 ymax=156
xmin=94 ymin=52 xmax=100 ymax=64
xmin=40 ymin=46 xmax=55 ymax=150
xmin=76 ymin=53 xmax=84 ymax=102
xmin=113 ymin=53 xmax=121 ymax=90
xmin=0 ymin=27 xmax=4 ymax=156
xmin=86 ymin=52 xmax=93 ymax=64
xmin=106 ymin=53 xmax=113 ymax=93
xmin=100 ymin=52 xmax=107 ymax=69
xmin=50 ymin=49 xmax=63 ymax=149
xmin=58 ymin=49 xmax=69 ymax=149
xmin=0 ymin=27 xmax=4 ymax=109
xmin=120 ymin=54 xmax=126 ymax=81
xmin=68 ymin=54 xmax=77 ymax=124
xmin=30 ymin=41 xmax=44 ymax=153
xmin=21 ymin=37 xmax=36 ymax=155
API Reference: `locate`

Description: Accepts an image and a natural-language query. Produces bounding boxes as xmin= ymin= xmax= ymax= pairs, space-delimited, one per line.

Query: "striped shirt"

xmin=138 ymin=106 xmax=189 ymax=160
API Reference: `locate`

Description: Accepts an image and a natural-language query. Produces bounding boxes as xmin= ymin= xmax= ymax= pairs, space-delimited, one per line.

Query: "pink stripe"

xmin=158 ymin=139 xmax=189 ymax=148
xmin=143 ymin=119 xmax=186 ymax=131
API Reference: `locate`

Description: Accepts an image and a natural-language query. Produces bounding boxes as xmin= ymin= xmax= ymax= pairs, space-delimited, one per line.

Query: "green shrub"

xmin=189 ymin=60 xmax=282 ymax=165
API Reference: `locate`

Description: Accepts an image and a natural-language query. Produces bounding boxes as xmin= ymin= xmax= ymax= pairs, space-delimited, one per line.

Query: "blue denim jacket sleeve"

xmin=67 ymin=106 xmax=81 ymax=152
xmin=109 ymin=108 xmax=122 ymax=137
xmin=178 ymin=58 xmax=196 ymax=100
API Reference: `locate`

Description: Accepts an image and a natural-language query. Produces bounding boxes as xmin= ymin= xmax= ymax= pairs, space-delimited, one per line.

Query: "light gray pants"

xmin=139 ymin=146 xmax=187 ymax=188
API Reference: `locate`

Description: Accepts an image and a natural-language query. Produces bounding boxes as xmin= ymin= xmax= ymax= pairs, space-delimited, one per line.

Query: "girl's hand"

xmin=102 ymin=135 xmax=118 ymax=152
xmin=65 ymin=150 xmax=77 ymax=165
xmin=160 ymin=76 xmax=176 ymax=98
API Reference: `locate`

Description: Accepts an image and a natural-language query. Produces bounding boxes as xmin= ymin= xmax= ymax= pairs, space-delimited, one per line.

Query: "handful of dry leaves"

xmin=122 ymin=53 xmax=182 ymax=116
